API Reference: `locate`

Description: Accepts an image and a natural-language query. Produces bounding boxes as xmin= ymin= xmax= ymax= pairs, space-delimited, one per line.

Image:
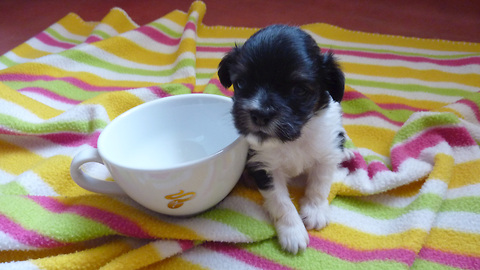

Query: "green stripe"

xmin=62 ymin=50 xmax=196 ymax=77
xmin=342 ymin=98 xmax=414 ymax=122
xmin=0 ymin=55 xmax=19 ymax=67
xmin=332 ymin=193 xmax=442 ymax=220
xmin=90 ymin=30 xmax=111 ymax=39
xmin=4 ymin=81 xmax=101 ymax=101
xmin=391 ymin=113 xmax=459 ymax=145
xmin=203 ymin=83 xmax=225 ymax=96
xmin=0 ymin=114 xmax=107 ymax=134
xmin=441 ymin=197 xmax=480 ymax=213
xmin=346 ymin=78 xmax=472 ymax=98
xmin=242 ymin=239 xmax=405 ymax=269
xmin=412 ymin=259 xmax=460 ymax=270
xmin=0 ymin=182 xmax=28 ymax=196
xmin=148 ymin=22 xmax=183 ymax=38
xmin=200 ymin=208 xmax=275 ymax=240
xmin=0 ymin=196 xmax=114 ymax=241
xmin=45 ymin=28 xmax=83 ymax=44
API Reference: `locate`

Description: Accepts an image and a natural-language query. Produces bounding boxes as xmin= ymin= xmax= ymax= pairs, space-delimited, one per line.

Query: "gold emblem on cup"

xmin=165 ymin=190 xmax=196 ymax=209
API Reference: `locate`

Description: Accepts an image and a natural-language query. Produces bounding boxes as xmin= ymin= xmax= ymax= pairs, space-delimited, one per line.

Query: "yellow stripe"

xmin=345 ymin=125 xmax=395 ymax=156
xmin=344 ymin=63 xmax=480 ymax=87
xmin=428 ymin=153 xmax=454 ymax=184
xmin=450 ymin=159 xmax=480 ymax=188
xmin=0 ymin=140 xmax=44 ymax=175
xmin=312 ymin=223 xmax=426 ymax=251
xmin=303 ymin=23 xmax=480 ymax=52
xmin=0 ymin=82 xmax=63 ymax=119
xmin=59 ymin=195 xmax=201 ymax=240
xmin=143 ymin=256 xmax=208 ymax=270
xmin=10 ymin=43 xmax=52 ymax=59
xmin=83 ymin=91 xmax=144 ymax=120
xmin=100 ymin=8 xmax=138 ymax=34
xmin=57 ymin=13 xmax=97 ymax=37
xmin=32 ymin=155 xmax=91 ymax=196
xmin=93 ymin=37 xmax=197 ymax=65
xmin=100 ymin=242 xmax=162 ymax=270
xmin=424 ymin=228 xmax=480 ymax=256
xmin=34 ymin=239 xmax=131 ymax=270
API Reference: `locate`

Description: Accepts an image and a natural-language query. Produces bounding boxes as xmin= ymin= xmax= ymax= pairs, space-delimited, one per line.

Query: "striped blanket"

xmin=1 ymin=1 xmax=479 ymax=269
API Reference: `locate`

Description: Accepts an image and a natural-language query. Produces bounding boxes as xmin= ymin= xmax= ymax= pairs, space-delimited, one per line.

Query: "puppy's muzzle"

xmin=250 ymin=109 xmax=276 ymax=126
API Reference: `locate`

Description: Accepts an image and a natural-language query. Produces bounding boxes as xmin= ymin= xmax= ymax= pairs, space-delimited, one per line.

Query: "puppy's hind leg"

xmin=251 ymin=168 xmax=309 ymax=254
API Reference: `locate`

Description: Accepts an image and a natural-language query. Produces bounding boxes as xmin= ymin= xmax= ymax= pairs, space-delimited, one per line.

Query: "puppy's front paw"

xmin=300 ymin=200 xmax=331 ymax=230
xmin=276 ymin=216 xmax=309 ymax=254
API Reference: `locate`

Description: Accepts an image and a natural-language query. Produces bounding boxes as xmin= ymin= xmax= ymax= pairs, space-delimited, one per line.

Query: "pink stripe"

xmin=419 ymin=248 xmax=480 ymax=270
xmin=0 ymin=214 xmax=65 ymax=248
xmin=309 ymin=236 xmax=415 ymax=265
xmin=205 ymin=242 xmax=293 ymax=270
xmin=18 ymin=87 xmax=81 ymax=104
xmin=197 ymin=46 xmax=231 ymax=53
xmin=35 ymin=32 xmax=76 ymax=49
xmin=456 ymin=98 xmax=480 ymax=122
xmin=85 ymin=35 xmax=103 ymax=44
xmin=343 ymin=111 xmax=404 ymax=126
xmin=341 ymin=151 xmax=368 ymax=172
xmin=136 ymin=26 xmax=181 ymax=46
xmin=367 ymin=160 xmax=390 ymax=178
xmin=0 ymin=73 xmax=129 ymax=92
xmin=391 ymin=126 xmax=476 ymax=171
xmin=343 ymin=90 xmax=367 ymax=101
xmin=0 ymin=128 xmax=100 ymax=148
xmin=28 ymin=196 xmax=151 ymax=239
xmin=191 ymin=45 xmax=480 ymax=66
xmin=178 ymin=240 xmax=195 ymax=251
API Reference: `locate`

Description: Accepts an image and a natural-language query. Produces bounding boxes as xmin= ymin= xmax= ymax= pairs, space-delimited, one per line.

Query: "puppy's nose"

xmin=250 ymin=109 xmax=275 ymax=126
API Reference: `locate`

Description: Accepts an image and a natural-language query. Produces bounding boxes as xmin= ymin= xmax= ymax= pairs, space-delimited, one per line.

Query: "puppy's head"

xmin=218 ymin=25 xmax=344 ymax=145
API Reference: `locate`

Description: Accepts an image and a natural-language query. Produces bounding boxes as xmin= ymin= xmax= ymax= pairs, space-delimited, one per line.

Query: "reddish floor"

xmin=0 ymin=0 xmax=479 ymax=55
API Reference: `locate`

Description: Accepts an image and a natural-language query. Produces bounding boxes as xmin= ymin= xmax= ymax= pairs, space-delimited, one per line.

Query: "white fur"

xmin=248 ymin=98 xmax=349 ymax=254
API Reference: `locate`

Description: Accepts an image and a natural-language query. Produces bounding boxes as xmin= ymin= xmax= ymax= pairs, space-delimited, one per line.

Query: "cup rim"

xmin=97 ymin=94 xmax=245 ymax=171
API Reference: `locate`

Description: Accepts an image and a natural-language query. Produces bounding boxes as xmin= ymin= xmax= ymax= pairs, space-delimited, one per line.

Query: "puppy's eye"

xmin=234 ymin=79 xmax=246 ymax=90
xmin=293 ymin=87 xmax=310 ymax=97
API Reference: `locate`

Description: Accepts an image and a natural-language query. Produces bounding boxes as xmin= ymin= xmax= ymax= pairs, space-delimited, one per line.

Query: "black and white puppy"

xmin=218 ymin=25 xmax=350 ymax=254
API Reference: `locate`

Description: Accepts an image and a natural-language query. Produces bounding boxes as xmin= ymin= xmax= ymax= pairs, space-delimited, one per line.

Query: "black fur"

xmin=218 ymin=25 xmax=344 ymax=143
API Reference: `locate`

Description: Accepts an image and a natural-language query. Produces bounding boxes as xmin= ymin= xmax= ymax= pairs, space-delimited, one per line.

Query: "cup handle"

xmin=70 ymin=148 xmax=126 ymax=195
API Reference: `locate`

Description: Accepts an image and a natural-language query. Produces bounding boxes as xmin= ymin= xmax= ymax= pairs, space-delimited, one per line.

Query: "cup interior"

xmin=98 ymin=94 xmax=239 ymax=170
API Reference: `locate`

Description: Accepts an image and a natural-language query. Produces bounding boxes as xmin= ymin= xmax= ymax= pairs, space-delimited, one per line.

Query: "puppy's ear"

xmin=320 ymin=52 xmax=345 ymax=102
xmin=218 ymin=46 xmax=240 ymax=88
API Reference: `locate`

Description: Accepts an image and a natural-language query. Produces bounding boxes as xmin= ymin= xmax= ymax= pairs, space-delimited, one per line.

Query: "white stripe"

xmin=0 ymin=99 xmax=45 ymax=123
xmin=0 ymin=231 xmax=35 ymax=250
xmin=0 ymin=261 xmax=39 ymax=270
xmin=151 ymin=17 xmax=187 ymax=34
xmin=119 ymin=29 xmax=183 ymax=54
xmin=434 ymin=212 xmax=480 ymax=233
xmin=91 ymin=23 xmax=120 ymax=38
xmin=0 ymin=169 xmax=16 ymax=184
xmin=453 ymin=146 xmax=480 ymax=164
xmin=151 ymin=240 xmax=183 ymax=257
xmin=170 ymin=217 xmax=252 ymax=242
xmin=331 ymin=206 xmax=436 ymax=234
xmin=2 ymin=51 xmax=44 ymax=65
xmin=216 ymin=195 xmax=270 ymax=223
xmin=338 ymin=54 xmax=480 ymax=75
xmin=18 ymin=92 xmax=73 ymax=111
xmin=182 ymin=246 xmax=260 ymax=270
xmin=307 ymin=30 xmax=477 ymax=56
xmin=446 ymin=183 xmax=480 ymax=200
xmin=197 ymin=37 xmax=247 ymax=44
xmin=25 ymin=37 xmax=71 ymax=54
xmin=447 ymin=102 xmax=480 ymax=124
xmin=15 ymin=171 xmax=59 ymax=196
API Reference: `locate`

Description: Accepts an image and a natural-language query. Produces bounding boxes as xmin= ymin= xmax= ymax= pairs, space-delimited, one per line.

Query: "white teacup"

xmin=70 ymin=94 xmax=248 ymax=216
